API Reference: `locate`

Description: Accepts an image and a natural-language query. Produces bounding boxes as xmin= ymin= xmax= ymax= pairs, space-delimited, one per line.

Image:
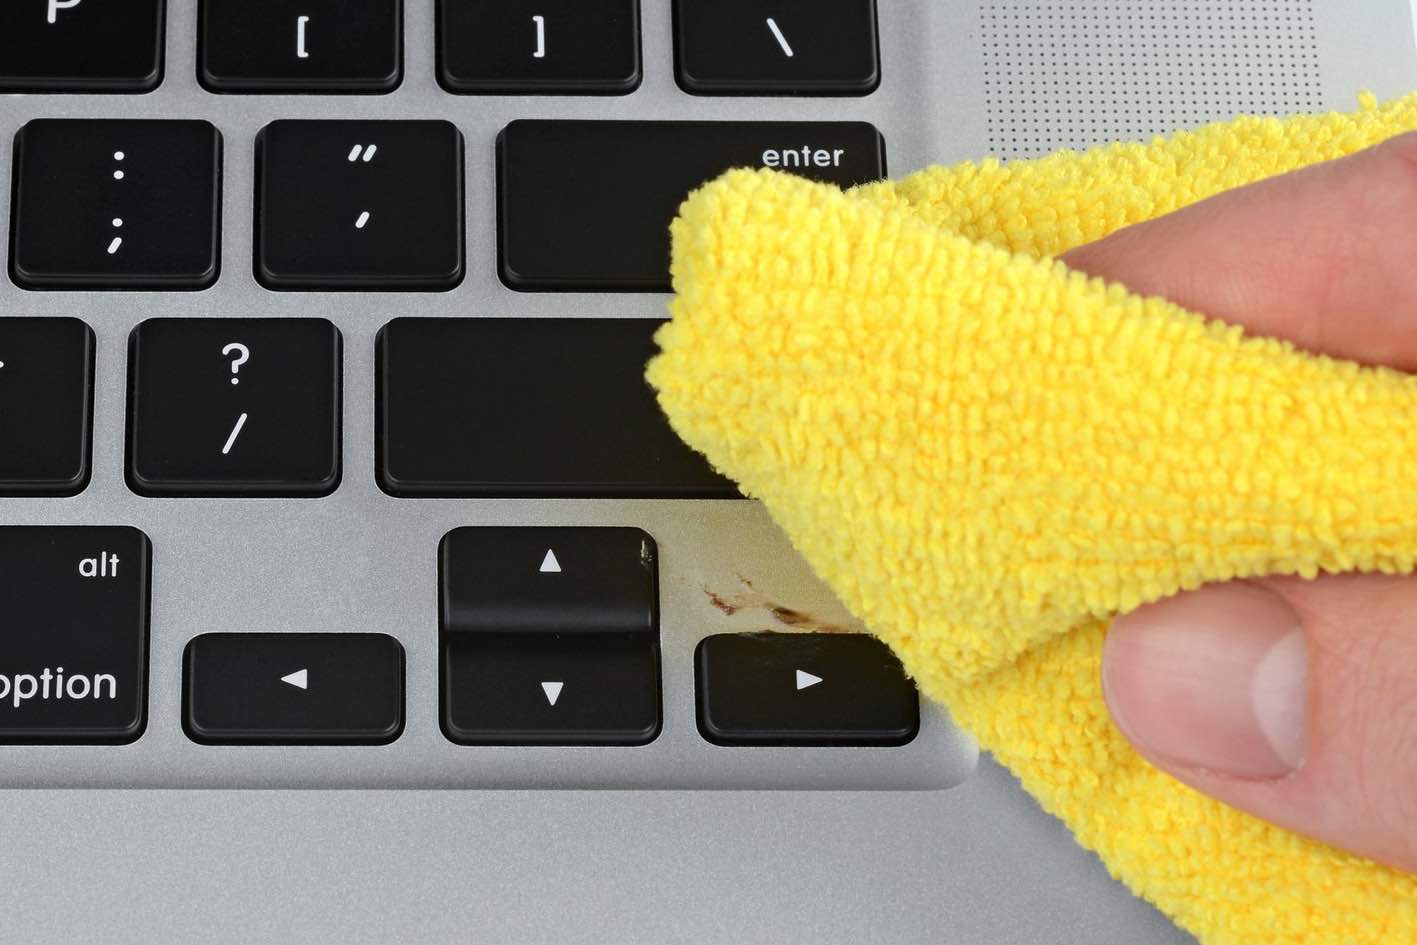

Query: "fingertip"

xmin=1061 ymin=132 xmax=1417 ymax=371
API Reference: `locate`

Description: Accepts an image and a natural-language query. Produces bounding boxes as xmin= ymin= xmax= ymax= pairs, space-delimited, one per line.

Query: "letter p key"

xmin=47 ymin=0 xmax=82 ymax=24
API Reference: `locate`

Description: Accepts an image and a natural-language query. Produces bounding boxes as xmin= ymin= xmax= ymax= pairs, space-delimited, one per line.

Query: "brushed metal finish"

xmin=0 ymin=0 xmax=976 ymax=791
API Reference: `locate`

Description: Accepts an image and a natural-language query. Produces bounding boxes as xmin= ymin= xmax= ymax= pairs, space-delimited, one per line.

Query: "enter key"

xmin=497 ymin=120 xmax=885 ymax=291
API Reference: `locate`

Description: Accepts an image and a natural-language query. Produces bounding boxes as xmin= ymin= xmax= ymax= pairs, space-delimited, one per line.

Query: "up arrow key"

xmin=795 ymin=669 xmax=823 ymax=691
xmin=539 ymin=549 xmax=561 ymax=573
xmin=280 ymin=668 xmax=309 ymax=691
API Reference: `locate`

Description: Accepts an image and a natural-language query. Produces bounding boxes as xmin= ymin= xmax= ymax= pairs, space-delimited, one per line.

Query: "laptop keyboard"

xmin=0 ymin=0 xmax=978 ymax=790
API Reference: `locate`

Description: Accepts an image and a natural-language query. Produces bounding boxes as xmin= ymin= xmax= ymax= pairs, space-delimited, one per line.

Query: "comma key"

xmin=0 ymin=527 xmax=150 ymax=744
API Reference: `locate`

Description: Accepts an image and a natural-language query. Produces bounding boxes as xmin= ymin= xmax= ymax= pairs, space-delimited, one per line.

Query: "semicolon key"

xmin=10 ymin=120 xmax=221 ymax=290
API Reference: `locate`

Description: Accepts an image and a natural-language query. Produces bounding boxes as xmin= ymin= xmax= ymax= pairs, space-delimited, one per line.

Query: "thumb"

xmin=1104 ymin=576 xmax=1417 ymax=872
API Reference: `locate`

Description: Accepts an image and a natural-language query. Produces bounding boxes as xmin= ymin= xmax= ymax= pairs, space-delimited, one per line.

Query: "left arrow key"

xmin=184 ymin=633 xmax=403 ymax=745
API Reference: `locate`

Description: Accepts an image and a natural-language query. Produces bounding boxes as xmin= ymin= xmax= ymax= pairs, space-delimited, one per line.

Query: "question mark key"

xmin=127 ymin=318 xmax=341 ymax=497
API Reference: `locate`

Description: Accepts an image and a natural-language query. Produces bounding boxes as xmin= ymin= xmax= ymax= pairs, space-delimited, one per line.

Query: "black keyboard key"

xmin=0 ymin=527 xmax=150 ymax=744
xmin=377 ymin=318 xmax=735 ymax=498
xmin=696 ymin=633 xmax=919 ymax=746
xmin=441 ymin=527 xmax=657 ymax=635
xmin=0 ymin=0 xmax=164 ymax=93
xmin=442 ymin=634 xmax=660 ymax=746
xmin=0 ymin=318 xmax=94 ymax=496
xmin=256 ymin=120 xmax=464 ymax=290
xmin=438 ymin=0 xmax=640 ymax=94
xmin=673 ymin=0 xmax=879 ymax=96
xmin=127 ymin=318 xmax=341 ymax=497
xmin=497 ymin=120 xmax=884 ymax=291
xmin=200 ymin=0 xmax=402 ymax=93
xmin=440 ymin=526 xmax=661 ymax=746
xmin=10 ymin=120 xmax=222 ymax=290
xmin=184 ymin=633 xmax=404 ymax=745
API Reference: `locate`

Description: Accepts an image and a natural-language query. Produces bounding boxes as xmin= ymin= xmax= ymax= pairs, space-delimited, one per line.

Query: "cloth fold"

xmin=647 ymin=92 xmax=1417 ymax=944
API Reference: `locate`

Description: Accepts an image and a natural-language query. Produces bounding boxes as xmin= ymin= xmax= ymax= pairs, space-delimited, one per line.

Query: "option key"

xmin=0 ymin=527 xmax=150 ymax=744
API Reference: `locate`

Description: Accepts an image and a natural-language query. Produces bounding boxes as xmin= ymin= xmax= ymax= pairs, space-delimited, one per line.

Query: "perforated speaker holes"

xmin=980 ymin=1 xmax=1322 ymax=159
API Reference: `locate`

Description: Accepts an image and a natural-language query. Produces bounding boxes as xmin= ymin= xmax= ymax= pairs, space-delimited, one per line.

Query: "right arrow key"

xmin=794 ymin=669 xmax=823 ymax=691
xmin=696 ymin=633 xmax=918 ymax=747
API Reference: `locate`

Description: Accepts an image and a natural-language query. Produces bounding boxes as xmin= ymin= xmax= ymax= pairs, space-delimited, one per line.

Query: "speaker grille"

xmin=980 ymin=1 xmax=1322 ymax=159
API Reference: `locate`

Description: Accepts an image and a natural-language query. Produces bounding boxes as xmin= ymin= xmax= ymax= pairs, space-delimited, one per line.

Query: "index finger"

xmin=1062 ymin=131 xmax=1417 ymax=371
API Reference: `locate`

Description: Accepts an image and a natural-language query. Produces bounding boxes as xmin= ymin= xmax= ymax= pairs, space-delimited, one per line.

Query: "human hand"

xmin=1065 ymin=132 xmax=1417 ymax=873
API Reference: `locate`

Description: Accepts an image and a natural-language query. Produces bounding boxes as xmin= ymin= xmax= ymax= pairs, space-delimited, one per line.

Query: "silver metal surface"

xmin=0 ymin=0 xmax=1411 ymax=941
xmin=0 ymin=0 xmax=975 ymax=792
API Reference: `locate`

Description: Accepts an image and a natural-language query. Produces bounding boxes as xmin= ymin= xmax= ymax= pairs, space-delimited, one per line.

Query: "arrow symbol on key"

xmin=281 ymin=668 xmax=309 ymax=690
xmin=541 ymin=681 xmax=564 ymax=706
xmin=795 ymin=669 xmax=823 ymax=691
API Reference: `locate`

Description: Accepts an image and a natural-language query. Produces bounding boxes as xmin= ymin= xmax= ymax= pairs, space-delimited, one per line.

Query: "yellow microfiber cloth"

xmin=646 ymin=92 xmax=1417 ymax=944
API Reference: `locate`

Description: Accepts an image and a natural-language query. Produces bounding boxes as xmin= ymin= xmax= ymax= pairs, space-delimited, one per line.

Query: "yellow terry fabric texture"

xmin=647 ymin=92 xmax=1417 ymax=944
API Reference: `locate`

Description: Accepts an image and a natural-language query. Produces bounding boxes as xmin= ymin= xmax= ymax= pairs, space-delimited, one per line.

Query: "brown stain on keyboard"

xmin=704 ymin=576 xmax=853 ymax=634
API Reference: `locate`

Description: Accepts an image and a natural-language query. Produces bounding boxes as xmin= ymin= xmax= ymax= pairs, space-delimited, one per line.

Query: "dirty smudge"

xmin=703 ymin=583 xmax=854 ymax=634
